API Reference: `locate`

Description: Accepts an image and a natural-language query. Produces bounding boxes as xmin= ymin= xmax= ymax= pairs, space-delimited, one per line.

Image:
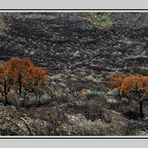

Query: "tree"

xmin=0 ymin=57 xmax=48 ymax=106
xmin=108 ymin=72 xmax=127 ymax=91
xmin=6 ymin=57 xmax=34 ymax=95
xmin=0 ymin=61 xmax=9 ymax=104
xmin=109 ymin=73 xmax=148 ymax=118
xmin=23 ymin=66 xmax=48 ymax=95
xmin=119 ymin=76 xmax=148 ymax=118
xmin=6 ymin=57 xmax=48 ymax=96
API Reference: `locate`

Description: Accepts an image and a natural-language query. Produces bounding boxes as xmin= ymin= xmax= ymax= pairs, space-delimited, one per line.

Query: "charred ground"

xmin=0 ymin=12 xmax=148 ymax=136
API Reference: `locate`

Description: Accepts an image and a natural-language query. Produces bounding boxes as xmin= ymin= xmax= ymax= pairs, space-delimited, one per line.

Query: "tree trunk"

xmin=4 ymin=96 xmax=8 ymax=105
xmin=18 ymin=74 xmax=22 ymax=95
xmin=139 ymin=101 xmax=144 ymax=118
xmin=19 ymin=83 xmax=22 ymax=95
xmin=4 ymin=80 xmax=8 ymax=105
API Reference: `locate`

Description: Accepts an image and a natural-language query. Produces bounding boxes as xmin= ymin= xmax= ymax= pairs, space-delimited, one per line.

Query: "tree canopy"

xmin=109 ymin=73 xmax=148 ymax=118
xmin=0 ymin=57 xmax=48 ymax=105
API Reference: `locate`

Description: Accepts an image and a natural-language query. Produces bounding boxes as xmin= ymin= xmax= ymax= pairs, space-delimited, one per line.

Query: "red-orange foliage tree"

xmin=0 ymin=61 xmax=10 ymax=104
xmin=109 ymin=73 xmax=148 ymax=118
xmin=108 ymin=72 xmax=128 ymax=90
xmin=23 ymin=66 xmax=48 ymax=94
xmin=119 ymin=76 xmax=148 ymax=118
xmin=0 ymin=57 xmax=48 ymax=105
xmin=6 ymin=57 xmax=34 ymax=95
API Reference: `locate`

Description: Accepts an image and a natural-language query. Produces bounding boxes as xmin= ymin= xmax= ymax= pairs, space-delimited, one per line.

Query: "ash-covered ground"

xmin=0 ymin=12 xmax=148 ymax=136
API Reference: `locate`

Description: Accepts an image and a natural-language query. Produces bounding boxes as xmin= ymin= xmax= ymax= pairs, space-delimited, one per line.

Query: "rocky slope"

xmin=0 ymin=12 xmax=148 ymax=136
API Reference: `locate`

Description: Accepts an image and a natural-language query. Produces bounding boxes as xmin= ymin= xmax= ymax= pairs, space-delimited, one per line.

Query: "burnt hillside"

xmin=0 ymin=12 xmax=148 ymax=136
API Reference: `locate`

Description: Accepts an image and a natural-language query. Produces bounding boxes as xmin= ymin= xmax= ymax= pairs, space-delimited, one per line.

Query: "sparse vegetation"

xmin=0 ymin=12 xmax=148 ymax=136
xmin=95 ymin=13 xmax=112 ymax=28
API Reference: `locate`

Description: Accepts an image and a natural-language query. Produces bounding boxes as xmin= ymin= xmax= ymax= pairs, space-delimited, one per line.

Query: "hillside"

xmin=0 ymin=12 xmax=148 ymax=136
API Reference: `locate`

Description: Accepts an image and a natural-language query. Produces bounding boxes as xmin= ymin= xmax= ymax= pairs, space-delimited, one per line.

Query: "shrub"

xmin=95 ymin=13 xmax=112 ymax=28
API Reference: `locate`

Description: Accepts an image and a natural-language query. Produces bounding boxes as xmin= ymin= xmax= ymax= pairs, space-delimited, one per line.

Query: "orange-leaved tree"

xmin=6 ymin=57 xmax=48 ymax=95
xmin=6 ymin=57 xmax=34 ymax=95
xmin=0 ymin=61 xmax=10 ymax=104
xmin=23 ymin=66 xmax=48 ymax=94
xmin=109 ymin=72 xmax=148 ymax=118
xmin=108 ymin=72 xmax=127 ymax=91
xmin=119 ymin=76 xmax=148 ymax=118
xmin=0 ymin=57 xmax=48 ymax=105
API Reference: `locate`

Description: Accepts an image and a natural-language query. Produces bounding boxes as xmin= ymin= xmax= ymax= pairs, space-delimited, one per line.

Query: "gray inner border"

xmin=0 ymin=0 xmax=148 ymax=9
